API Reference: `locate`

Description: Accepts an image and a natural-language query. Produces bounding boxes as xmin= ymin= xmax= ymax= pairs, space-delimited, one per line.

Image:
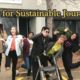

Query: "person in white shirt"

xmin=4 ymin=26 xmax=23 ymax=80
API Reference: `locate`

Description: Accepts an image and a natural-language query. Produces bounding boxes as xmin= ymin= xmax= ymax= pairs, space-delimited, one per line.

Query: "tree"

xmin=46 ymin=0 xmax=54 ymax=37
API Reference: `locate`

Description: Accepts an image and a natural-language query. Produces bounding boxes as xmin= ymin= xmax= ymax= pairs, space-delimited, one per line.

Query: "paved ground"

xmin=0 ymin=53 xmax=80 ymax=80
xmin=0 ymin=54 xmax=29 ymax=80
xmin=0 ymin=54 xmax=12 ymax=80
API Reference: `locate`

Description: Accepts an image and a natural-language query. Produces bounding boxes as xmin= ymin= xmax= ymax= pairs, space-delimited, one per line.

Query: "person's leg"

xmin=48 ymin=56 xmax=62 ymax=80
xmin=32 ymin=57 xmax=40 ymax=80
xmin=62 ymin=54 xmax=73 ymax=80
xmin=25 ymin=56 xmax=31 ymax=76
xmin=21 ymin=56 xmax=27 ymax=69
xmin=70 ymin=62 xmax=80 ymax=69
xmin=0 ymin=53 xmax=2 ymax=71
xmin=69 ymin=53 xmax=80 ymax=69
xmin=40 ymin=55 xmax=48 ymax=67
xmin=12 ymin=52 xmax=18 ymax=80
xmin=27 ymin=55 xmax=32 ymax=76
xmin=25 ymin=56 xmax=30 ymax=69
xmin=0 ymin=53 xmax=2 ymax=66
xmin=40 ymin=55 xmax=49 ymax=79
xmin=9 ymin=51 xmax=18 ymax=80
xmin=5 ymin=56 xmax=11 ymax=69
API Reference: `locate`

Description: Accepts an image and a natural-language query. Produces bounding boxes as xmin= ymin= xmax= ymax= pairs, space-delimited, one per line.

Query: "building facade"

xmin=0 ymin=0 xmax=80 ymax=37
xmin=0 ymin=0 xmax=47 ymax=35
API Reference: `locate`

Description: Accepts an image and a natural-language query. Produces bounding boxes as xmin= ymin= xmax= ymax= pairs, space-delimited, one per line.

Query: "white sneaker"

xmin=16 ymin=70 xmax=19 ymax=75
xmin=6 ymin=67 xmax=10 ymax=70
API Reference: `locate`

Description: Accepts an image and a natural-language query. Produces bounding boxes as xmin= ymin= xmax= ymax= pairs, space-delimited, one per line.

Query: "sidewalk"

xmin=0 ymin=54 xmax=11 ymax=80
xmin=57 ymin=52 xmax=80 ymax=80
xmin=0 ymin=53 xmax=80 ymax=80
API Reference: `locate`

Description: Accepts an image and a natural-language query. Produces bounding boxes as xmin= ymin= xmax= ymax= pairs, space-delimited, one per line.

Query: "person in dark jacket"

xmin=31 ymin=26 xmax=51 ymax=80
xmin=62 ymin=33 xmax=80 ymax=80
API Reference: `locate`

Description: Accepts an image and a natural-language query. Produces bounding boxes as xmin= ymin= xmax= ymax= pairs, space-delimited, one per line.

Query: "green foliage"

xmin=57 ymin=27 xmax=72 ymax=38
xmin=57 ymin=27 xmax=65 ymax=32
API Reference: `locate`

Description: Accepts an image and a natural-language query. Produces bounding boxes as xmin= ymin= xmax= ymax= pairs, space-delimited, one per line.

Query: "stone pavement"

xmin=57 ymin=52 xmax=80 ymax=80
xmin=0 ymin=54 xmax=12 ymax=80
xmin=0 ymin=54 xmax=30 ymax=80
xmin=0 ymin=53 xmax=80 ymax=80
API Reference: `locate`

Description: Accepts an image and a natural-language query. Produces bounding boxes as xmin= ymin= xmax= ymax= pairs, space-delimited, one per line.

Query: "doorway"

xmin=19 ymin=17 xmax=30 ymax=36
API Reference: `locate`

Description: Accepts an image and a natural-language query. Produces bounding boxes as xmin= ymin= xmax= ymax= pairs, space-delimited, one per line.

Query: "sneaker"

xmin=27 ymin=69 xmax=31 ymax=76
xmin=68 ymin=77 xmax=73 ymax=80
xmin=21 ymin=64 xmax=27 ymax=69
xmin=6 ymin=67 xmax=10 ymax=70
xmin=16 ymin=70 xmax=19 ymax=75
xmin=45 ymin=73 xmax=50 ymax=79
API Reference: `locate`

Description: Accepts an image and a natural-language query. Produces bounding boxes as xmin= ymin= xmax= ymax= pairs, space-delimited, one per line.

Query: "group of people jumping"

xmin=0 ymin=26 xmax=80 ymax=80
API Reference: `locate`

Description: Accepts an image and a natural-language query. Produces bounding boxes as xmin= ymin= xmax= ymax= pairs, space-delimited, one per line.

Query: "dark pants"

xmin=62 ymin=52 xmax=80 ymax=80
xmin=32 ymin=55 xmax=48 ymax=80
xmin=8 ymin=50 xmax=18 ymax=80
xmin=5 ymin=56 xmax=11 ymax=67
xmin=0 ymin=53 xmax=2 ymax=66
xmin=48 ymin=56 xmax=62 ymax=80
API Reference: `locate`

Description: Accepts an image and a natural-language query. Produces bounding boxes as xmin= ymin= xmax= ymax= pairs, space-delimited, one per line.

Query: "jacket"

xmin=5 ymin=35 xmax=23 ymax=56
xmin=31 ymin=33 xmax=52 ymax=57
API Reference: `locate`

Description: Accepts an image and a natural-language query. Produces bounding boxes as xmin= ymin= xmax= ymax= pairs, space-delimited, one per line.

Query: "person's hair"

xmin=41 ymin=26 xmax=49 ymax=32
xmin=26 ymin=32 xmax=34 ymax=38
xmin=28 ymin=32 xmax=34 ymax=36
xmin=10 ymin=26 xmax=18 ymax=35
xmin=58 ymin=35 xmax=67 ymax=40
xmin=71 ymin=33 xmax=79 ymax=43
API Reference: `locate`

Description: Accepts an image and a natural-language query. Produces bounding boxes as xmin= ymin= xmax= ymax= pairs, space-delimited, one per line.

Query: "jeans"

xmin=25 ymin=56 xmax=30 ymax=69
xmin=22 ymin=56 xmax=30 ymax=69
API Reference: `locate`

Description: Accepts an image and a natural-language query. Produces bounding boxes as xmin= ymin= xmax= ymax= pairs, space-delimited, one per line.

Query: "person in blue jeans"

xmin=22 ymin=36 xmax=30 ymax=75
xmin=27 ymin=32 xmax=34 ymax=76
